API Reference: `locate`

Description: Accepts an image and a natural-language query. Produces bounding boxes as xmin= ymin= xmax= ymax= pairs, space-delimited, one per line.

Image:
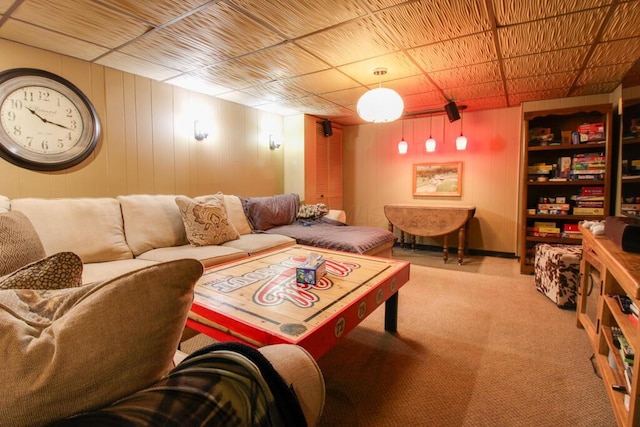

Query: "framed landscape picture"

xmin=413 ymin=162 xmax=462 ymax=197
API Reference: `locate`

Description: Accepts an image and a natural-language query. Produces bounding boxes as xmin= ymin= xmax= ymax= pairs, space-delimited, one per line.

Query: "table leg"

xmin=442 ymin=235 xmax=449 ymax=263
xmin=410 ymin=234 xmax=415 ymax=250
xmin=400 ymin=230 xmax=405 ymax=248
xmin=384 ymin=292 xmax=399 ymax=332
xmin=457 ymin=225 xmax=466 ymax=264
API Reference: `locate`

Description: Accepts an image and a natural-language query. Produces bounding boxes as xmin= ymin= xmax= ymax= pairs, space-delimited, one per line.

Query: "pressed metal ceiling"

xmin=1 ymin=0 xmax=639 ymax=125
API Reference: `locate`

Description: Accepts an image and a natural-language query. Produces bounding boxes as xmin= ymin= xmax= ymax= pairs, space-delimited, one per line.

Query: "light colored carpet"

xmin=182 ymin=249 xmax=616 ymax=426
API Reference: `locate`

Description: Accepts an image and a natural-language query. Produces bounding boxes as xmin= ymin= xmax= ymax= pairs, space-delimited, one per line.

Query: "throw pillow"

xmin=0 ymin=258 xmax=204 ymax=427
xmin=0 ymin=252 xmax=83 ymax=290
xmin=297 ymin=203 xmax=329 ymax=219
xmin=242 ymin=194 xmax=300 ymax=231
xmin=0 ymin=211 xmax=46 ymax=276
xmin=175 ymin=195 xmax=240 ymax=246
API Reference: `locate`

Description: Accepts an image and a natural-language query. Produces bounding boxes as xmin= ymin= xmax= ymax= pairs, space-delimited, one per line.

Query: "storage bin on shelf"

xmin=534 ymin=243 xmax=582 ymax=308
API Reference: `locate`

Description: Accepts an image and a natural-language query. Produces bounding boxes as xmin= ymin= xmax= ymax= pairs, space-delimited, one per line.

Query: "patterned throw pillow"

xmin=175 ymin=195 xmax=240 ymax=246
xmin=297 ymin=203 xmax=330 ymax=219
xmin=0 ymin=252 xmax=83 ymax=290
xmin=0 ymin=211 xmax=46 ymax=276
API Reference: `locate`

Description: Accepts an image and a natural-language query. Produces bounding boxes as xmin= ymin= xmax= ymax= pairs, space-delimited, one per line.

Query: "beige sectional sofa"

xmin=2 ymin=194 xmax=295 ymax=284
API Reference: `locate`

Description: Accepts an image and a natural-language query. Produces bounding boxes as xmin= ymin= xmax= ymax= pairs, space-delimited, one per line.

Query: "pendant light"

xmin=398 ymin=119 xmax=408 ymax=154
xmin=357 ymin=67 xmax=404 ymax=123
xmin=456 ymin=109 xmax=467 ymax=150
xmin=425 ymin=113 xmax=436 ymax=152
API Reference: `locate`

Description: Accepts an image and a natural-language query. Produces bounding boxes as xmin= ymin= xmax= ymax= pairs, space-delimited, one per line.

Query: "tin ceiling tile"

xmin=461 ymin=96 xmax=508 ymax=111
xmin=570 ymin=82 xmax=621 ymax=96
xmin=240 ymin=80 xmax=312 ymax=103
xmin=601 ymin=0 xmax=640 ymax=41
xmin=295 ymin=16 xmax=398 ymax=66
xmin=338 ymin=52 xmax=423 ymax=85
xmin=445 ymin=81 xmax=505 ymax=101
xmin=506 ymin=72 xmax=579 ymax=94
xmin=11 ymin=0 xmax=148 ymax=48
xmin=623 ymin=59 xmax=640 ymax=87
xmin=215 ymin=90 xmax=271 ymax=108
xmin=165 ymin=73 xmax=232 ymax=97
xmin=383 ymin=75 xmax=438 ymax=96
xmin=0 ymin=19 xmax=108 ymax=61
xmin=503 ymin=47 xmax=589 ymax=79
xmin=509 ymin=89 xmax=569 ymax=106
xmin=96 ymin=51 xmax=182 ymax=81
xmin=492 ymin=0 xmax=609 ymax=25
xmin=408 ymin=32 xmax=497 ymax=72
xmin=0 ymin=0 xmax=15 ymax=13
xmin=120 ymin=29 xmax=223 ymax=72
xmin=287 ymin=69 xmax=361 ymax=94
xmin=161 ymin=2 xmax=285 ymax=59
xmin=589 ymin=39 xmax=640 ymax=67
xmin=102 ymin=0 xmax=211 ymax=26
xmin=194 ymin=60 xmax=274 ymax=90
xmin=577 ymin=63 xmax=634 ymax=86
xmin=498 ymin=9 xmax=607 ymax=58
xmin=402 ymin=91 xmax=449 ymax=112
xmin=375 ymin=0 xmax=490 ymax=49
xmin=229 ymin=0 xmax=368 ymax=39
xmin=429 ymin=62 xmax=502 ymax=88
xmin=235 ymin=43 xmax=330 ymax=80
xmin=321 ymin=87 xmax=369 ymax=107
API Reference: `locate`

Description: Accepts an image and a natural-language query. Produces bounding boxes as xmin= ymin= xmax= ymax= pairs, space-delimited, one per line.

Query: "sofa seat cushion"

xmin=136 ymin=244 xmax=248 ymax=268
xmin=221 ymin=233 xmax=295 ymax=255
xmin=118 ymin=195 xmax=188 ymax=256
xmin=81 ymin=259 xmax=160 ymax=285
xmin=0 ymin=211 xmax=46 ymax=276
xmin=0 ymin=258 xmax=203 ymax=427
xmin=10 ymin=197 xmax=133 ymax=263
xmin=176 ymin=195 xmax=240 ymax=246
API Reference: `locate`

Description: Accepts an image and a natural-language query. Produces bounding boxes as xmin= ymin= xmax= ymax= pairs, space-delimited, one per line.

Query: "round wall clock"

xmin=0 ymin=68 xmax=101 ymax=171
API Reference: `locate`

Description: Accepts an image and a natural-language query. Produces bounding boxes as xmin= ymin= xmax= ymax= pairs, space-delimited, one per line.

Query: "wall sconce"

xmin=269 ymin=134 xmax=281 ymax=150
xmin=194 ymin=120 xmax=209 ymax=141
xmin=456 ymin=111 xmax=467 ymax=150
xmin=425 ymin=113 xmax=436 ymax=152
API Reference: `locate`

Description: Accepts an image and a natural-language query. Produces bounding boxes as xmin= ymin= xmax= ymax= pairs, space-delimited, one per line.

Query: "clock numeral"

xmin=69 ymin=119 xmax=78 ymax=129
xmin=10 ymin=99 xmax=23 ymax=110
xmin=39 ymin=90 xmax=50 ymax=102
xmin=5 ymin=111 xmax=16 ymax=121
xmin=12 ymin=125 xmax=21 ymax=136
xmin=56 ymin=139 xmax=64 ymax=149
xmin=41 ymin=140 xmax=49 ymax=151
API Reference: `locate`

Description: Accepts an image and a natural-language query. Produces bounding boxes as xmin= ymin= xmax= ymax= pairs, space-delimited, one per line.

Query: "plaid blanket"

xmin=52 ymin=342 xmax=307 ymax=427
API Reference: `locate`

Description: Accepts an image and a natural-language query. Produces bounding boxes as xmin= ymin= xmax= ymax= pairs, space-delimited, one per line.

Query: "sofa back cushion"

xmin=223 ymin=194 xmax=252 ymax=235
xmin=10 ymin=198 xmax=132 ymax=263
xmin=118 ymin=195 xmax=188 ymax=256
xmin=0 ymin=211 xmax=46 ymax=276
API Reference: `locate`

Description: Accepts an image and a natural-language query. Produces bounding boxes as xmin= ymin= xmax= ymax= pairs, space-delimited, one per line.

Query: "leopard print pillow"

xmin=0 ymin=251 xmax=83 ymax=290
xmin=175 ymin=195 xmax=240 ymax=246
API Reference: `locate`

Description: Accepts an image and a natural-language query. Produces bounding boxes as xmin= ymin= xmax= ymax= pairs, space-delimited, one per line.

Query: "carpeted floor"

xmin=182 ymin=248 xmax=616 ymax=426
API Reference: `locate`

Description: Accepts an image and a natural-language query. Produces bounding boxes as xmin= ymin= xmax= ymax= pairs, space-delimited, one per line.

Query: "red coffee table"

xmin=186 ymin=245 xmax=410 ymax=359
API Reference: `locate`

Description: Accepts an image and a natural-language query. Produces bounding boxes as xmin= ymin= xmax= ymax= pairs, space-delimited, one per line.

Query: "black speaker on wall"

xmin=444 ymin=101 xmax=460 ymax=122
xmin=322 ymin=120 xmax=333 ymax=137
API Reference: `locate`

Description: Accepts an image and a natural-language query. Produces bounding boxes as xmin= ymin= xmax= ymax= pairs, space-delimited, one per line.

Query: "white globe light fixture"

xmin=357 ymin=68 xmax=404 ymax=123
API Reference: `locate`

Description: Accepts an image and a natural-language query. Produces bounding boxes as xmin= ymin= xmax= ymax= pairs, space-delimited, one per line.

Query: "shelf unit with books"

xmin=519 ymin=105 xmax=613 ymax=274
xmin=577 ymin=225 xmax=640 ymax=426
xmin=620 ymin=98 xmax=640 ymax=217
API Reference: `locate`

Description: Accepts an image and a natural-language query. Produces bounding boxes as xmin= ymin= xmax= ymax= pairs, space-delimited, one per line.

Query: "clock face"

xmin=0 ymin=68 xmax=100 ymax=171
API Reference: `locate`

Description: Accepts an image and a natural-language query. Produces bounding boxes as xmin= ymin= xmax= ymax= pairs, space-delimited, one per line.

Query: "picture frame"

xmin=413 ymin=162 xmax=462 ymax=197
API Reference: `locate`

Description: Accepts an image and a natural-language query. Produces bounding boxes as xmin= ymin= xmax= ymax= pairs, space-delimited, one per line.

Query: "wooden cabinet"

xmin=620 ymin=99 xmax=640 ymax=217
xmin=577 ymin=226 xmax=640 ymax=426
xmin=304 ymin=118 xmax=343 ymax=209
xmin=519 ymin=105 xmax=613 ymax=274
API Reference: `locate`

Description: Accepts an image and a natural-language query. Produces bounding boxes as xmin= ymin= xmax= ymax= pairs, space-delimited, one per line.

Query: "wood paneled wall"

xmin=343 ymin=108 xmax=522 ymax=254
xmin=0 ymin=40 xmax=284 ymax=199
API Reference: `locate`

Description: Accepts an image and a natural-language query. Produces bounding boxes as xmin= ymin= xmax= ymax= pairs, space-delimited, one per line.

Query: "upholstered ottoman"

xmin=534 ymin=243 xmax=582 ymax=308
